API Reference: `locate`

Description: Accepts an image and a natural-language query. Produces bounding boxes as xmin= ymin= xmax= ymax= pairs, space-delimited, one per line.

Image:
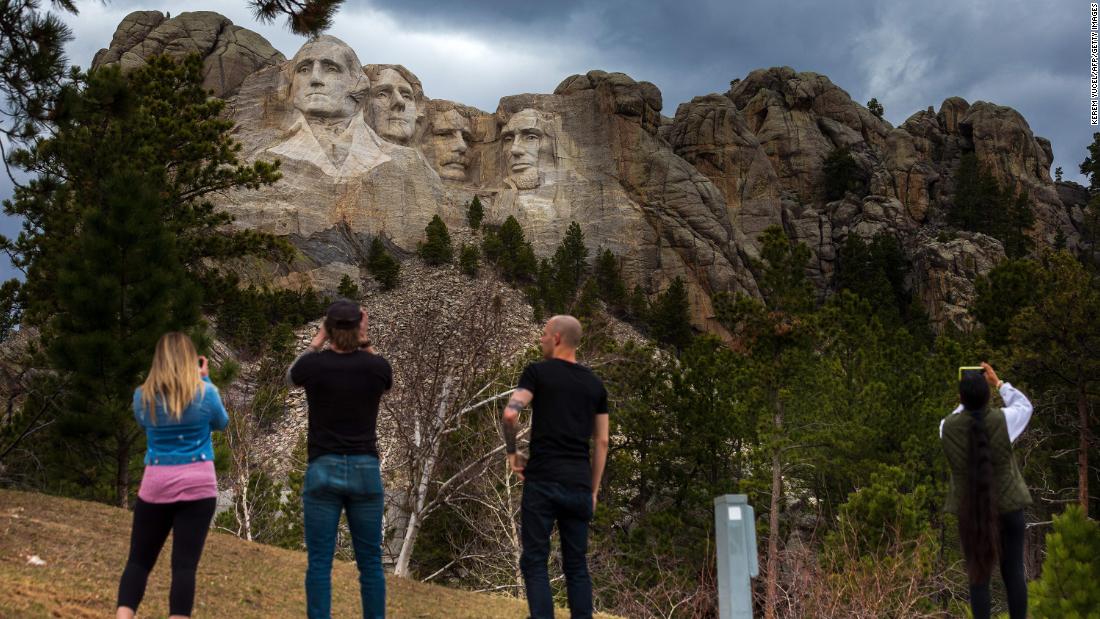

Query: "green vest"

xmin=941 ymin=407 xmax=1032 ymax=514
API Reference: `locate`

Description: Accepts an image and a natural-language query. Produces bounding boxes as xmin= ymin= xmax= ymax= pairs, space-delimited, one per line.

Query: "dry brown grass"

xmin=0 ymin=489 xmax=619 ymax=618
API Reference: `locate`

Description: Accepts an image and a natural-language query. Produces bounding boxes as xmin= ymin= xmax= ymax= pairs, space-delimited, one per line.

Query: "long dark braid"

xmin=958 ymin=374 xmax=998 ymax=584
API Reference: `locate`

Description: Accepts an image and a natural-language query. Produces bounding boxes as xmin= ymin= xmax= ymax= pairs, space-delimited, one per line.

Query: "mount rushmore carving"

xmin=93 ymin=10 xmax=1089 ymax=331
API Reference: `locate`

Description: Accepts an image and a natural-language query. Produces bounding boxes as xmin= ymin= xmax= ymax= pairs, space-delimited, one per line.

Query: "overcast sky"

xmin=0 ymin=0 xmax=1089 ymax=280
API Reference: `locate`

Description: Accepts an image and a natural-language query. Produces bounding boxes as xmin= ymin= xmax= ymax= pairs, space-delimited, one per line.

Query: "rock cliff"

xmin=92 ymin=11 xmax=1084 ymax=332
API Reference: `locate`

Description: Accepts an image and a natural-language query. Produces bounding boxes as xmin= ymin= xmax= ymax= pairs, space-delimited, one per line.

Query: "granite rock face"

xmin=92 ymin=11 xmax=284 ymax=98
xmin=97 ymin=13 xmax=1082 ymax=332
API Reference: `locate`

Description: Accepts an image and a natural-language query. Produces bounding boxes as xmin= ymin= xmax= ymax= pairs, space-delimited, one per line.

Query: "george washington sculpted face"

xmin=287 ymin=36 xmax=365 ymax=120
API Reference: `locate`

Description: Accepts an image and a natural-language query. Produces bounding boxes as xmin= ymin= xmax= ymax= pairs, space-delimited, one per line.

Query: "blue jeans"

xmin=520 ymin=480 xmax=594 ymax=619
xmin=303 ymin=454 xmax=385 ymax=619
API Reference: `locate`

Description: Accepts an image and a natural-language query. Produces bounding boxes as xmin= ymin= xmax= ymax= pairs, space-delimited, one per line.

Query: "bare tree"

xmin=374 ymin=279 xmax=535 ymax=577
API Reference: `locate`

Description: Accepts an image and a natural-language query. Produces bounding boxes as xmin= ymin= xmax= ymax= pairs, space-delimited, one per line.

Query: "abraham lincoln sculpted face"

xmin=500 ymin=108 xmax=553 ymax=190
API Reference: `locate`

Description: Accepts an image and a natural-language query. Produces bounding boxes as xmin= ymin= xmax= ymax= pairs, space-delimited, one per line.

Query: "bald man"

xmin=502 ymin=315 xmax=609 ymax=619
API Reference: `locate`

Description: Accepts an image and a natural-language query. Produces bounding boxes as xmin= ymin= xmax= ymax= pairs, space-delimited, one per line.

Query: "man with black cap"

xmin=287 ymin=299 xmax=392 ymax=619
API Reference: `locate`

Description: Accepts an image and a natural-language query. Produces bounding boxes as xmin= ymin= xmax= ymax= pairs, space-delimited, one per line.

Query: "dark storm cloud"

xmin=350 ymin=0 xmax=1085 ymax=180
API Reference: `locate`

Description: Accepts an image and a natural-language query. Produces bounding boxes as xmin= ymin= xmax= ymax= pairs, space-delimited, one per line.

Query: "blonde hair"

xmin=140 ymin=332 xmax=204 ymax=423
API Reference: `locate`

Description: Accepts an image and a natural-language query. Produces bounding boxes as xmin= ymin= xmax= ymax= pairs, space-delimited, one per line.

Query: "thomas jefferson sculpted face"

xmin=369 ymin=68 xmax=419 ymax=144
xmin=288 ymin=36 xmax=364 ymax=120
xmin=501 ymin=109 xmax=550 ymax=190
xmin=429 ymin=109 xmax=471 ymax=180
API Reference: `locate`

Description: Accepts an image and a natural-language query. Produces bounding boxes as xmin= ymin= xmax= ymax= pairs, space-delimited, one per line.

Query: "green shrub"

xmin=1030 ymin=505 xmax=1100 ymax=618
xmin=466 ymin=196 xmax=484 ymax=230
xmin=459 ymin=243 xmax=480 ymax=278
xmin=367 ymin=237 xmax=400 ymax=290
xmin=418 ymin=215 xmax=453 ymax=266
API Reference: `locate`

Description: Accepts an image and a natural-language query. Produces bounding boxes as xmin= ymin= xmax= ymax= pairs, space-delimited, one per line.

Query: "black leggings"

xmin=117 ymin=497 xmax=217 ymax=616
xmin=969 ymin=509 xmax=1028 ymax=619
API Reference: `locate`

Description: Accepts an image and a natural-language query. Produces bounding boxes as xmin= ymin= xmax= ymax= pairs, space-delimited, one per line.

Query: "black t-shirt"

xmin=290 ymin=350 xmax=392 ymax=461
xmin=517 ymin=358 xmax=609 ymax=490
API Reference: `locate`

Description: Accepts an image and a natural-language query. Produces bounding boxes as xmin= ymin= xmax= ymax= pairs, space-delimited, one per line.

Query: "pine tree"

xmin=337 ymin=274 xmax=359 ymax=299
xmin=949 ymin=153 xmax=1008 ymax=238
xmin=418 ymin=215 xmax=454 ymax=266
xmin=367 ymin=237 xmax=400 ymax=290
xmin=823 ymin=147 xmax=865 ymax=201
xmin=1009 ymin=251 xmax=1100 ymax=515
xmin=1079 ymin=132 xmax=1100 ymax=191
xmin=1029 ymin=505 xmax=1100 ymax=617
xmin=459 ymin=243 xmax=479 ymax=278
xmin=649 ymin=277 xmax=693 ymax=350
xmin=553 ymin=222 xmax=589 ymax=295
xmin=574 ymin=277 xmax=602 ymax=320
xmin=2 ymin=56 xmax=285 ymax=331
xmin=1002 ymin=189 xmax=1035 ymax=258
xmin=1055 ymin=166 xmax=1063 ymax=182
xmin=0 ymin=56 xmax=290 ymax=504
xmin=0 ymin=0 xmax=74 ymax=148
xmin=834 ymin=234 xmax=910 ymax=320
xmin=47 ymin=170 xmax=201 ymax=505
xmin=534 ymin=258 xmax=558 ymax=313
xmin=1082 ymin=193 xmax=1100 ymax=268
xmin=949 ymin=153 xmax=985 ymax=232
xmin=484 ymin=216 xmax=536 ymax=283
xmin=713 ymin=226 xmax=819 ymax=619
xmin=245 ymin=0 xmax=347 ymax=36
xmin=466 ymin=196 xmax=484 ymax=231
xmin=973 ymin=258 xmax=1042 ymax=348
xmin=866 ymin=98 xmax=884 ymax=119
xmin=594 ymin=248 xmax=628 ymax=314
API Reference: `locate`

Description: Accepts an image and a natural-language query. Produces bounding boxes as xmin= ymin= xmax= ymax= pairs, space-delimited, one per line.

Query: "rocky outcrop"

xmin=911 ymin=231 xmax=1005 ymax=329
xmin=92 ymin=11 xmax=284 ymax=98
xmin=94 ymin=16 xmax=1082 ymax=333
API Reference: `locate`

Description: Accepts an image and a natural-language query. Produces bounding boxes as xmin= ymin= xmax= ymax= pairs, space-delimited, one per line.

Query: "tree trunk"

xmin=1079 ymin=383 xmax=1090 ymax=516
xmin=394 ymin=378 xmax=452 ymax=577
xmin=116 ymin=431 xmax=131 ymax=507
xmin=508 ymin=465 xmax=523 ymax=591
xmin=764 ymin=401 xmax=783 ymax=619
xmin=240 ymin=467 xmax=253 ymax=542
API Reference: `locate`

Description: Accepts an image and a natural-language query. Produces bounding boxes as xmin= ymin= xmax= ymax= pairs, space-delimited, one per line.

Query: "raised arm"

xmin=198 ymin=356 xmax=229 ymax=431
xmin=287 ymin=324 xmax=327 ymax=386
xmin=205 ymin=380 xmax=229 ymax=431
xmin=1000 ymin=382 xmax=1033 ymax=443
xmin=982 ymin=362 xmax=1034 ymax=443
xmin=502 ymin=388 xmax=533 ymax=478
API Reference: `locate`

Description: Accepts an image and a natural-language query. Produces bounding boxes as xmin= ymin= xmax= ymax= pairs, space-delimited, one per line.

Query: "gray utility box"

xmin=714 ymin=494 xmax=759 ymax=619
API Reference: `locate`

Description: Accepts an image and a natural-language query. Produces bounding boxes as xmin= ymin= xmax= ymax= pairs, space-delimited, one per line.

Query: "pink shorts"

xmin=138 ymin=461 xmax=217 ymax=504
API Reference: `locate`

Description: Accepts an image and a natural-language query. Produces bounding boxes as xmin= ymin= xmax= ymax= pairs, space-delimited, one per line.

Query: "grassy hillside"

xmin=0 ymin=489 xmax=617 ymax=618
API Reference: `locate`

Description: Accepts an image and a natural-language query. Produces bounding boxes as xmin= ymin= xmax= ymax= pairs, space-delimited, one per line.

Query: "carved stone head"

xmin=366 ymin=64 xmax=424 ymax=145
xmin=285 ymin=36 xmax=366 ymax=120
xmin=427 ymin=108 xmax=472 ymax=180
xmin=501 ymin=108 xmax=553 ymax=190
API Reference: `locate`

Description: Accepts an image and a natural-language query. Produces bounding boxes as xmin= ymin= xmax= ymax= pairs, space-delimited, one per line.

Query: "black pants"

xmin=520 ymin=480 xmax=594 ymax=619
xmin=117 ymin=497 xmax=216 ymax=616
xmin=969 ymin=509 xmax=1028 ymax=619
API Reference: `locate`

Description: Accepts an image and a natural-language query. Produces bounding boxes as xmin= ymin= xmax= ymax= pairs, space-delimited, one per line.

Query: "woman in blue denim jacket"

xmin=116 ymin=332 xmax=228 ymax=619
